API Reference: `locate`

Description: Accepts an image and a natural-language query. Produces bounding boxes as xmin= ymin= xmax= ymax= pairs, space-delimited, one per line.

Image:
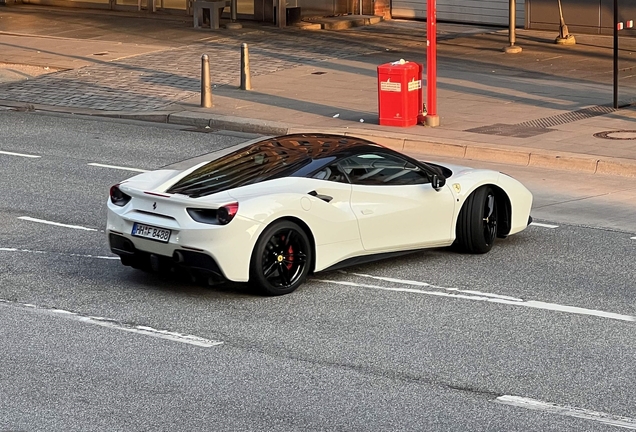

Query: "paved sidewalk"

xmin=2 ymin=5 xmax=636 ymax=176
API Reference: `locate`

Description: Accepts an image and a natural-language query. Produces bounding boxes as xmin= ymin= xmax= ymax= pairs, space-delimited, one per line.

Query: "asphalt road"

xmin=1 ymin=111 xmax=635 ymax=432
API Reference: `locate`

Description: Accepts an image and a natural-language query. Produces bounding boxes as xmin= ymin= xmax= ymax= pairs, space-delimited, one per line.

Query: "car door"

xmin=342 ymin=152 xmax=456 ymax=252
xmin=304 ymin=162 xmax=358 ymax=243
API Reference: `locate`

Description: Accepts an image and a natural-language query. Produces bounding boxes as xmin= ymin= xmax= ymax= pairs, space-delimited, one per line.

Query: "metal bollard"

xmin=277 ymin=0 xmax=286 ymax=28
xmin=503 ymin=0 xmax=522 ymax=53
xmin=240 ymin=43 xmax=252 ymax=91
xmin=201 ymin=54 xmax=212 ymax=108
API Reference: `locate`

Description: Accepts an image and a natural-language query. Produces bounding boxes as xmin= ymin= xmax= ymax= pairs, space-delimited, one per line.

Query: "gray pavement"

xmin=2 ymin=4 xmax=636 ymax=176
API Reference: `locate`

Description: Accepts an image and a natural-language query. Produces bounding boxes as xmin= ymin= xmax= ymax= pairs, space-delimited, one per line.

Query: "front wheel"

xmin=249 ymin=221 xmax=312 ymax=296
xmin=455 ymin=186 xmax=498 ymax=254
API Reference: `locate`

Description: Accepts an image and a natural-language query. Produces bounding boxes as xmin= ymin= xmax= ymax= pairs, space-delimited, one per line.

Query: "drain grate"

xmin=517 ymin=105 xmax=615 ymax=129
xmin=466 ymin=104 xmax=617 ymax=138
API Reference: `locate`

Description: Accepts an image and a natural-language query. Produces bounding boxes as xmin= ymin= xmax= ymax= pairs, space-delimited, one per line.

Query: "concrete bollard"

xmin=201 ymin=54 xmax=212 ymax=108
xmin=240 ymin=43 xmax=252 ymax=91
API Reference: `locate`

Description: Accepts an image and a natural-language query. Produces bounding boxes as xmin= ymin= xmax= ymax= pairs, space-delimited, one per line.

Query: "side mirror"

xmin=431 ymin=174 xmax=446 ymax=191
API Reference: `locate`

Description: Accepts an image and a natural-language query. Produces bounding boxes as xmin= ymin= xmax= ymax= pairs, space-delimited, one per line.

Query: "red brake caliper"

xmin=286 ymin=245 xmax=294 ymax=270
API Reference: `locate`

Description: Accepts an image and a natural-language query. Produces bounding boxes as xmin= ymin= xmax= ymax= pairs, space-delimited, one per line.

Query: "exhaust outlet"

xmin=174 ymin=250 xmax=185 ymax=263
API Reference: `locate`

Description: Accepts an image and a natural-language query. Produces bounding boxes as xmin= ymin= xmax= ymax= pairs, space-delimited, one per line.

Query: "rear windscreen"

xmin=166 ymin=144 xmax=310 ymax=198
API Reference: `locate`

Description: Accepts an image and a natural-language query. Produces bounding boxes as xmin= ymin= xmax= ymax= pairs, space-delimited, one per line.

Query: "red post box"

xmin=377 ymin=60 xmax=423 ymax=127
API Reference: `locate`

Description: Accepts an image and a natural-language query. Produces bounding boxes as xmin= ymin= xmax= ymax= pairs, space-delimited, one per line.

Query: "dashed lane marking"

xmin=0 ymin=247 xmax=118 ymax=260
xmin=18 ymin=216 xmax=97 ymax=231
xmin=494 ymin=395 xmax=636 ymax=430
xmin=343 ymin=271 xmax=523 ymax=301
xmin=530 ymin=222 xmax=559 ymax=229
xmin=88 ymin=163 xmax=148 ymax=173
xmin=0 ymin=299 xmax=223 ymax=348
xmin=315 ymin=278 xmax=635 ymax=323
xmin=0 ymin=150 xmax=41 ymax=158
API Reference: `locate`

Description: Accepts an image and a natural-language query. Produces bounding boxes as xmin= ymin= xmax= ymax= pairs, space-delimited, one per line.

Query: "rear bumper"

xmin=106 ymin=202 xmax=262 ymax=282
xmin=109 ymin=233 xmax=224 ymax=277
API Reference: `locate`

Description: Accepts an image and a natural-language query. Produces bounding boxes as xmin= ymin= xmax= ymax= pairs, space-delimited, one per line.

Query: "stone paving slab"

xmin=0 ymin=34 xmax=165 ymax=69
xmin=0 ymin=62 xmax=54 ymax=85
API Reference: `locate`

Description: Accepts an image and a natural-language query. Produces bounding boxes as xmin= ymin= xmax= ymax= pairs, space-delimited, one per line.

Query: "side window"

xmin=339 ymin=153 xmax=430 ymax=186
xmin=311 ymin=164 xmax=349 ymax=183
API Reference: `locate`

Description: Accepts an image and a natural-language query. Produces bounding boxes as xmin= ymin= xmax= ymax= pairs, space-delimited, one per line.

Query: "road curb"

xmin=167 ymin=111 xmax=289 ymax=135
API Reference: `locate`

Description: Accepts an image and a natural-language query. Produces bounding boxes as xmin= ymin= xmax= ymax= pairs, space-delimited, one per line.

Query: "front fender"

xmin=449 ymin=170 xmax=533 ymax=237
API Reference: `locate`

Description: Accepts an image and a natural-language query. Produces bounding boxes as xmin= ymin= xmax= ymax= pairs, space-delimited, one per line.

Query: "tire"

xmin=249 ymin=221 xmax=311 ymax=296
xmin=455 ymin=186 xmax=498 ymax=254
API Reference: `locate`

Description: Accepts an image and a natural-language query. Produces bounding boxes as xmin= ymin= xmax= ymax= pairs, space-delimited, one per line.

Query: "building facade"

xmin=16 ymin=0 xmax=635 ymax=38
xmin=18 ymin=0 xmax=391 ymax=20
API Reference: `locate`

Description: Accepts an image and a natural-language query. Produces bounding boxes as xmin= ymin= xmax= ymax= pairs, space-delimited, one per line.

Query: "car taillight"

xmin=110 ymin=184 xmax=132 ymax=207
xmin=187 ymin=202 xmax=239 ymax=225
xmin=217 ymin=203 xmax=239 ymax=225
xmin=187 ymin=208 xmax=217 ymax=224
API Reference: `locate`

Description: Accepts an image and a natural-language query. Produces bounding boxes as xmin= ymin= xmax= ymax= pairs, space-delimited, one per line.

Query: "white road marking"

xmin=315 ymin=279 xmax=635 ymax=323
xmin=530 ymin=222 xmax=559 ymax=229
xmin=18 ymin=216 xmax=97 ymax=231
xmin=0 ymin=247 xmax=118 ymax=260
xmin=344 ymin=271 xmax=523 ymax=301
xmin=88 ymin=163 xmax=148 ymax=173
xmin=0 ymin=299 xmax=223 ymax=348
xmin=494 ymin=395 xmax=636 ymax=430
xmin=631 ymin=236 xmax=636 ymax=240
xmin=0 ymin=150 xmax=41 ymax=158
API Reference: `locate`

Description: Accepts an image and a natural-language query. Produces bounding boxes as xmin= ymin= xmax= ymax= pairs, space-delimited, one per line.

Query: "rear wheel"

xmin=455 ymin=186 xmax=498 ymax=254
xmin=250 ymin=221 xmax=311 ymax=296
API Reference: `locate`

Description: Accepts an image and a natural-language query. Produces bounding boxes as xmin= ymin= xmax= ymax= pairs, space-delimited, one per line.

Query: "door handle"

xmin=361 ymin=209 xmax=373 ymax=215
xmin=308 ymin=190 xmax=333 ymax=203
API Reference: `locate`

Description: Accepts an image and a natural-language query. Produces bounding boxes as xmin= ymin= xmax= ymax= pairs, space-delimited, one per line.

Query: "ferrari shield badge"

xmin=453 ymin=183 xmax=461 ymax=194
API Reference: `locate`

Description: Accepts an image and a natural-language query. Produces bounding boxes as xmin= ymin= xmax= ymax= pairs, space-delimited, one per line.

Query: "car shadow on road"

xmin=120 ymin=266 xmax=259 ymax=298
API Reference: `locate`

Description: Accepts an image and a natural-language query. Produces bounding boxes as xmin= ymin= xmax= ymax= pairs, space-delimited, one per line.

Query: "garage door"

xmin=391 ymin=0 xmax=525 ymax=27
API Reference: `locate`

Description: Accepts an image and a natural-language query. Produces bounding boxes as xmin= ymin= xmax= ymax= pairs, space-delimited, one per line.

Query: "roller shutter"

xmin=391 ymin=0 xmax=525 ymax=27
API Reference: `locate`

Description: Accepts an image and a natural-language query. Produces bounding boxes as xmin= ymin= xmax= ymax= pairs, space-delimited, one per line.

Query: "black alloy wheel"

xmin=455 ymin=185 xmax=498 ymax=254
xmin=250 ymin=221 xmax=311 ymax=296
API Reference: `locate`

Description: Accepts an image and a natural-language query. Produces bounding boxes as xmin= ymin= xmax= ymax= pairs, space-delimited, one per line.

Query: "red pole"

xmin=426 ymin=0 xmax=439 ymax=126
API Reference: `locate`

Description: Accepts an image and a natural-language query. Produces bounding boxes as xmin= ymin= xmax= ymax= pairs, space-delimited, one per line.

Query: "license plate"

xmin=132 ymin=223 xmax=171 ymax=243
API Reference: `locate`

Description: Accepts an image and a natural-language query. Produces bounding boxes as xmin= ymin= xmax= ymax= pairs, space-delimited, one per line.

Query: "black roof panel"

xmin=166 ymin=134 xmax=382 ymax=198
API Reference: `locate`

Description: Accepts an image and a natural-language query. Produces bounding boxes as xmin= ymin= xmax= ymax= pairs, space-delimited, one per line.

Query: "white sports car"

xmin=107 ymin=133 xmax=533 ymax=295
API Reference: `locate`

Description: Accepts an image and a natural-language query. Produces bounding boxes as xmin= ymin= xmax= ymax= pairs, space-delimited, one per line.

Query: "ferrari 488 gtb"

xmin=107 ymin=134 xmax=533 ymax=295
